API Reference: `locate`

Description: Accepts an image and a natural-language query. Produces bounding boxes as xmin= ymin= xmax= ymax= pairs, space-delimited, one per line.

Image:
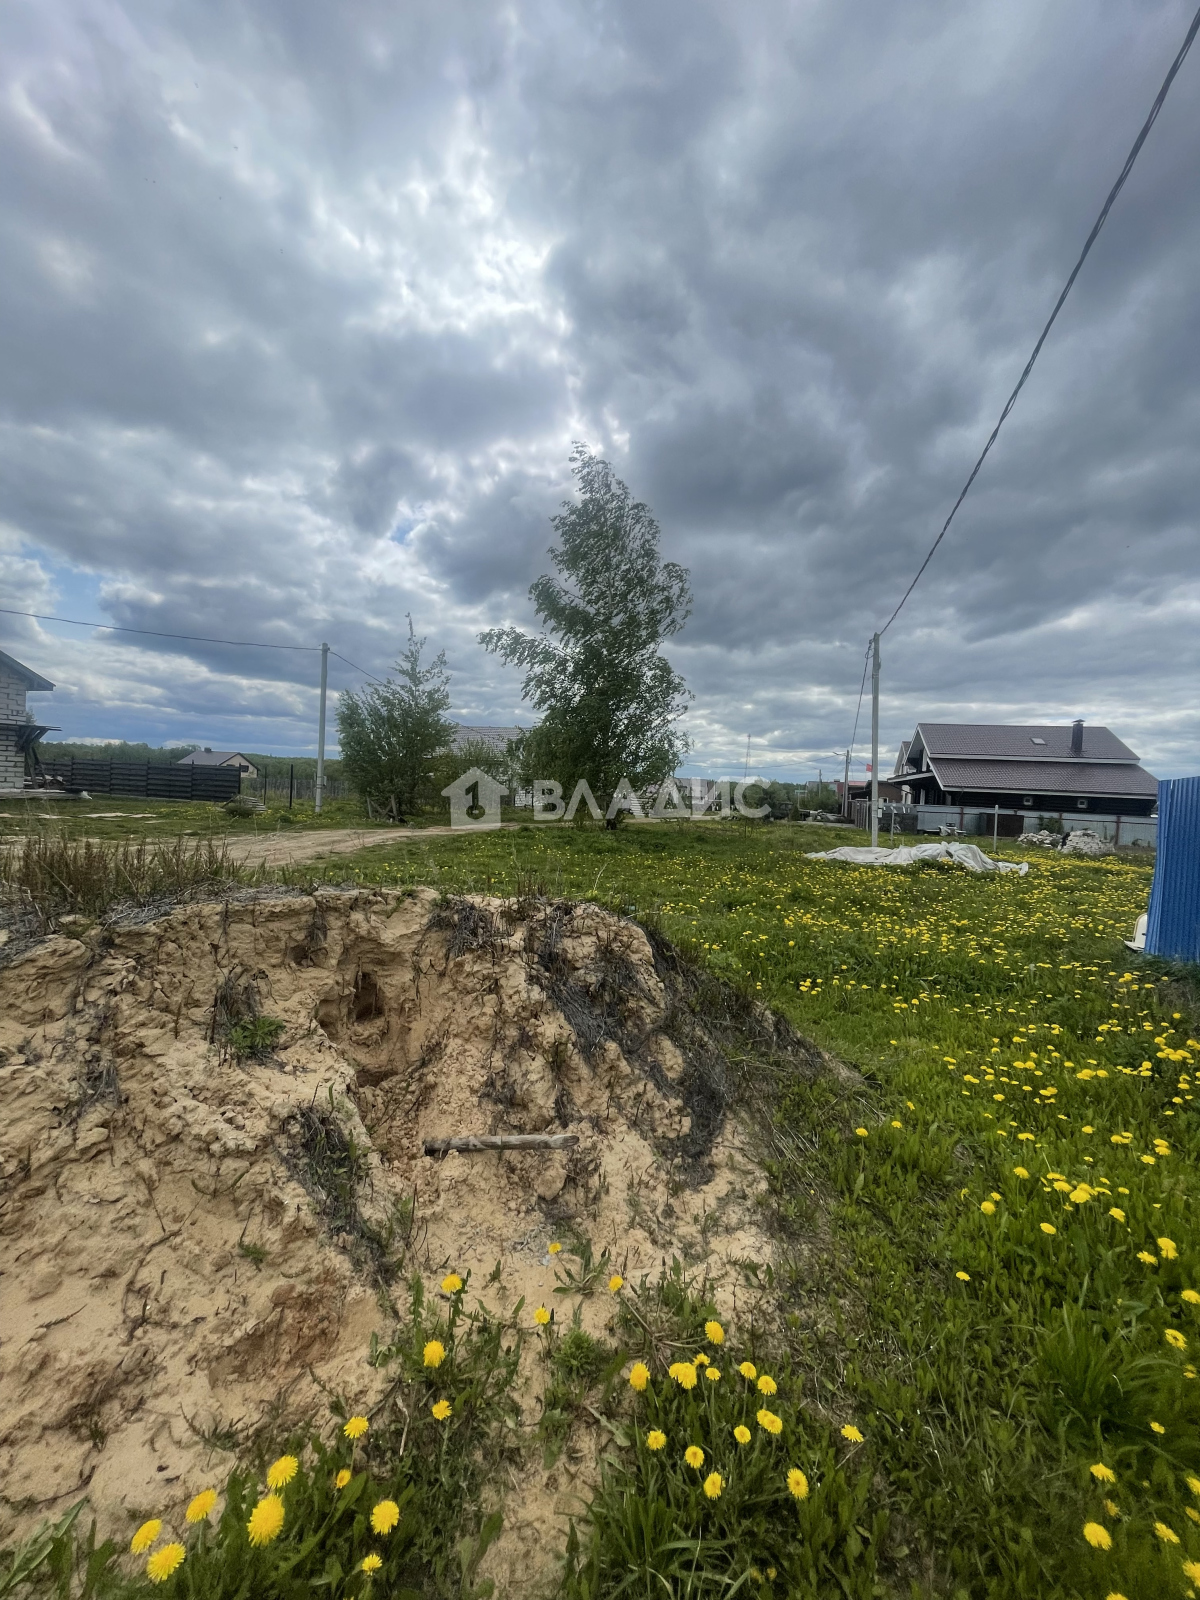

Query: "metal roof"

xmin=911 ymin=722 xmax=1139 ymax=762
xmin=925 ymin=757 xmax=1159 ymax=798
xmin=0 ymin=648 xmax=54 ymax=692
xmin=176 ymin=750 xmax=254 ymax=767
xmin=450 ymin=724 xmax=524 ymax=751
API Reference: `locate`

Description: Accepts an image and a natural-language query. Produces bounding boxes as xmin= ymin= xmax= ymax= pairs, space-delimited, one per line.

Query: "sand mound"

xmin=0 ymin=887 xmax=822 ymax=1585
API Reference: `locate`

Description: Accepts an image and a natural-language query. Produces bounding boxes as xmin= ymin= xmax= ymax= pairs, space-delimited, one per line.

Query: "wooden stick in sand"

xmin=422 ymin=1133 xmax=579 ymax=1155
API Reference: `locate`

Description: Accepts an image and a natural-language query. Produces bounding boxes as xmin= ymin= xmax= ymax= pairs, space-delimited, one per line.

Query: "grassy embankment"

xmin=310 ymin=820 xmax=1198 ymax=1598
xmin=5 ymin=820 xmax=1198 ymax=1600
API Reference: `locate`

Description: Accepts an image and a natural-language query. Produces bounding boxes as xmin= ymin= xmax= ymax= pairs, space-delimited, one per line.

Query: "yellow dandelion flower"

xmin=130 ymin=1521 xmax=162 ymax=1555
xmin=1040 ymin=1223 xmax=1057 ymax=1236
xmin=1158 ymin=1238 xmax=1179 ymax=1260
xmin=1104 ymin=1498 xmax=1119 ymax=1518
xmin=693 ymin=1353 xmax=709 ymax=1367
xmin=1154 ymin=1521 xmax=1179 ymax=1544
xmin=629 ymin=1361 xmax=650 ymax=1391
xmin=1188 ymin=1476 xmax=1200 ymax=1497
xmin=266 ymin=1455 xmax=298 ymax=1490
xmin=534 ymin=1306 xmax=551 ymax=1326
xmin=371 ymin=1500 xmax=400 ymax=1535
xmin=855 ymin=1127 xmax=868 ymax=1137
xmin=685 ymin=1445 xmax=705 ymax=1469
xmin=1082 ymin=1521 xmax=1112 ymax=1550
xmin=360 ymin=1553 xmax=383 ymax=1574
xmin=431 ymin=1399 xmax=452 ymax=1421
xmin=186 ymin=1489 xmax=217 ymax=1524
xmin=980 ymin=1201 xmax=996 ymax=1215
xmin=757 ymin=1409 xmax=783 ymax=1435
xmin=146 ymin=1543 xmax=185 ymax=1584
xmin=1104 ymin=1594 xmax=1128 ymax=1600
xmin=548 ymin=1241 xmax=562 ymax=1254
xmin=608 ymin=1274 xmax=624 ymax=1293
xmin=1109 ymin=1208 xmax=1126 ymax=1223
xmin=956 ymin=1271 xmax=971 ymax=1282
xmin=1166 ymin=1329 xmax=1188 ymax=1351
xmin=343 ymin=1415 xmax=369 ymax=1440
xmin=247 ymin=1495 xmax=285 ymax=1547
xmin=1138 ymin=1251 xmax=1158 ymax=1266
xmin=703 ymin=1471 xmax=724 ymax=1499
xmin=840 ymin=1424 xmax=864 ymax=1443
xmin=1089 ymin=1463 xmax=1116 ymax=1484
xmin=423 ymin=1340 xmax=446 ymax=1368
xmin=1150 ymin=1420 xmax=1165 ymax=1434
xmin=1184 ymin=1561 xmax=1200 ymax=1583
xmin=705 ymin=1366 xmax=721 ymax=1382
xmin=441 ymin=1272 xmax=463 ymax=1294
xmin=335 ymin=1469 xmax=352 ymax=1489
xmin=739 ymin=1361 xmax=757 ymax=1380
xmin=704 ymin=1320 xmax=725 ymax=1345
xmin=787 ymin=1468 xmax=809 ymax=1500
xmin=756 ymin=1374 xmax=778 ymax=1396
xmin=646 ymin=1429 xmax=666 ymax=1450
xmin=734 ymin=1425 xmax=751 ymax=1444
xmin=1182 ymin=1289 xmax=1200 ymax=1305
xmin=1013 ymin=1166 xmax=1030 ymax=1179
xmin=669 ymin=1362 xmax=698 ymax=1390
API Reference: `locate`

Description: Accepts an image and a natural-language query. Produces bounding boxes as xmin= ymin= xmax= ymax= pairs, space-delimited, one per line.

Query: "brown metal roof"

xmin=912 ymin=722 xmax=1139 ymax=763
xmin=926 ymin=757 xmax=1158 ymax=798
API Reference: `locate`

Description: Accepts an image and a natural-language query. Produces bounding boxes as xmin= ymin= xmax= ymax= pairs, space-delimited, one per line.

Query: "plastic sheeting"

xmin=805 ymin=843 xmax=1029 ymax=875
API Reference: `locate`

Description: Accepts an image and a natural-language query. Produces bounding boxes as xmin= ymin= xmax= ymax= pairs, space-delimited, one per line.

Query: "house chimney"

xmin=1071 ymin=719 xmax=1084 ymax=756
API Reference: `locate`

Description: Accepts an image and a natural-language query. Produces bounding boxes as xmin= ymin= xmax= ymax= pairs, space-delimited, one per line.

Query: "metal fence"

xmin=1146 ymin=777 xmax=1200 ymax=963
xmin=38 ymin=758 xmax=242 ymax=801
xmin=850 ymin=799 xmax=1157 ymax=847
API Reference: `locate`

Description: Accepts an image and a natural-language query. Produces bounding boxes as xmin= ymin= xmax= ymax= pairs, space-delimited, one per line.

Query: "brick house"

xmin=0 ymin=648 xmax=56 ymax=792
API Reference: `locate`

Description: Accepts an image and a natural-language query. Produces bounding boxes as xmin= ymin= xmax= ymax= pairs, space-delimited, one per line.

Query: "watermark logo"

xmin=441 ymin=770 xmax=769 ymax=829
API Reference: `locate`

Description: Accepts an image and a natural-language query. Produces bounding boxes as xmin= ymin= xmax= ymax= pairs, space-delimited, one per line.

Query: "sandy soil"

xmin=223 ymin=821 xmax=520 ymax=869
xmin=0 ymin=887 xmax=783 ymax=1592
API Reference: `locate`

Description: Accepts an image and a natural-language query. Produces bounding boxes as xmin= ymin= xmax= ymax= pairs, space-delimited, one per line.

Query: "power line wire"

xmin=0 ymin=605 xmax=320 ymax=651
xmin=329 ymin=649 xmax=386 ymax=685
xmin=878 ymin=1 xmax=1200 ymax=637
xmin=0 ymin=606 xmax=388 ymax=684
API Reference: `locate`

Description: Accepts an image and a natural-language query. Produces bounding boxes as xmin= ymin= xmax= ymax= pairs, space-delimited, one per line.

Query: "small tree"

xmin=479 ymin=446 xmax=692 ymax=818
xmin=337 ymin=617 xmax=454 ymax=820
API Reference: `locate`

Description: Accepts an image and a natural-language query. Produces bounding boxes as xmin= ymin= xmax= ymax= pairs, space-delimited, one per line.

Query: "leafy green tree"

xmin=337 ymin=617 xmax=454 ymax=820
xmin=479 ymin=446 xmax=692 ymax=819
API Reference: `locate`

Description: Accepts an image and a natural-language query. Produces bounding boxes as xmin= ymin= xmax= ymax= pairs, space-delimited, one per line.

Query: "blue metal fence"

xmin=1145 ymin=777 xmax=1200 ymax=964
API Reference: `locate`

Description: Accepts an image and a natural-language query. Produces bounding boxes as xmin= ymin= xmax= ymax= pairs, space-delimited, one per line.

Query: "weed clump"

xmin=0 ymin=832 xmax=252 ymax=929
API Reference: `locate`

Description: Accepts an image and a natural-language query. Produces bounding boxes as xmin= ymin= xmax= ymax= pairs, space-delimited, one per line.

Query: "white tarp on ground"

xmin=805 ymin=843 xmax=1029 ymax=875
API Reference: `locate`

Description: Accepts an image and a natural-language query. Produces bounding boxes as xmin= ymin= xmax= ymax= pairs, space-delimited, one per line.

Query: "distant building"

xmin=892 ymin=721 xmax=1158 ymax=818
xmin=0 ymin=648 xmax=56 ymax=792
xmin=177 ymin=748 xmax=259 ymax=779
xmin=450 ymin=724 xmax=524 ymax=754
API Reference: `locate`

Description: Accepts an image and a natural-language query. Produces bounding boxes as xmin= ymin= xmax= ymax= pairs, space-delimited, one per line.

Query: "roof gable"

xmin=0 ymin=648 xmax=54 ymax=692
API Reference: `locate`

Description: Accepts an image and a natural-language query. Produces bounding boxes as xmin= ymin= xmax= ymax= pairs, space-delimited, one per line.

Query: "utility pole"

xmin=870 ymin=632 xmax=880 ymax=847
xmin=315 ymin=641 xmax=329 ymax=815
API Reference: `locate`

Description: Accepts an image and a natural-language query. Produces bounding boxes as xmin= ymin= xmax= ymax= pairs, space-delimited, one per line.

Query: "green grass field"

xmin=309 ymin=820 xmax=1200 ymax=1598
xmin=6 ymin=819 xmax=1198 ymax=1599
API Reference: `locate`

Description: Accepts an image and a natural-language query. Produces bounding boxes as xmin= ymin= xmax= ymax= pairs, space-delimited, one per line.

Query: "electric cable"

xmin=0 ymin=605 xmax=320 ymax=651
xmin=877 ymin=1 xmax=1200 ymax=636
xmin=0 ymin=606 xmax=387 ymax=683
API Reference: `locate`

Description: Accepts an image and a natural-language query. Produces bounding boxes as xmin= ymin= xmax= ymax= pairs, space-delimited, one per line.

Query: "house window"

xmin=1030 ymin=737 xmax=1046 ymax=746
xmin=1023 ymin=797 xmax=1033 ymax=807
xmin=1076 ymin=798 xmax=1087 ymax=809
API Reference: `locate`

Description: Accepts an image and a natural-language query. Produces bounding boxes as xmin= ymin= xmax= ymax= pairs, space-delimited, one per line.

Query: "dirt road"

xmin=225 ymin=821 xmax=519 ymax=869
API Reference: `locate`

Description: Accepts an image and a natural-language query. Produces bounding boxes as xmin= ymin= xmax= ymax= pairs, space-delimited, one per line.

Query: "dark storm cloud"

xmin=1 ymin=0 xmax=1197 ymax=772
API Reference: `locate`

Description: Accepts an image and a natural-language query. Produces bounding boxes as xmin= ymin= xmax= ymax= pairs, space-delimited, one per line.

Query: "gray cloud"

xmin=1 ymin=0 xmax=1198 ymax=776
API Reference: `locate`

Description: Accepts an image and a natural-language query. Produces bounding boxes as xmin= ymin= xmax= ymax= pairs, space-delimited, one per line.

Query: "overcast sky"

xmin=3 ymin=0 xmax=1199 ymax=779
